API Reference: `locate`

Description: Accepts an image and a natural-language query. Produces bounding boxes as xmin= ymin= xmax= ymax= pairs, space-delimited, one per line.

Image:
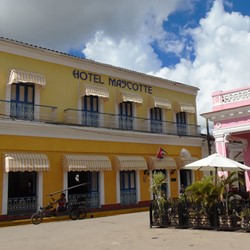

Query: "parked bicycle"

xmin=31 ymin=195 xmax=87 ymax=225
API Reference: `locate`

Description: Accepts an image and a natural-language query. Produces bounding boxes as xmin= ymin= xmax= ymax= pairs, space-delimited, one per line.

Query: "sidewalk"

xmin=0 ymin=206 xmax=148 ymax=227
xmin=0 ymin=211 xmax=250 ymax=250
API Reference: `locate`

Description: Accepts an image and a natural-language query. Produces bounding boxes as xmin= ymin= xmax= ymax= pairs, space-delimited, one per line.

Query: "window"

xmin=150 ymin=107 xmax=162 ymax=133
xmin=10 ymin=83 xmax=34 ymax=120
xmin=176 ymin=112 xmax=187 ymax=135
xmin=82 ymin=96 xmax=99 ymax=126
xmin=8 ymin=171 xmax=37 ymax=214
xmin=120 ymin=171 xmax=136 ymax=205
xmin=180 ymin=169 xmax=192 ymax=188
xmin=68 ymin=171 xmax=99 ymax=208
xmin=119 ymin=102 xmax=133 ymax=130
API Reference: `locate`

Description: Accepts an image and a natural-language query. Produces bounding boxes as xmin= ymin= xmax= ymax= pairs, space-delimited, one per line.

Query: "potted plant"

xmin=150 ymin=171 xmax=168 ymax=227
xmin=185 ymin=176 xmax=219 ymax=228
xmin=240 ymin=207 xmax=250 ymax=231
xmin=217 ymin=171 xmax=242 ymax=229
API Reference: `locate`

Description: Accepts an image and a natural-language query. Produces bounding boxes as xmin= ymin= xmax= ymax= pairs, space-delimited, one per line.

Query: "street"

xmin=0 ymin=212 xmax=250 ymax=250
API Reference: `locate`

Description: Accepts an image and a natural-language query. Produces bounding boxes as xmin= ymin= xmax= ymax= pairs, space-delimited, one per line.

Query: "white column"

xmin=100 ymin=172 xmax=105 ymax=206
xmin=116 ymin=171 xmax=120 ymax=203
xmin=37 ymin=172 xmax=43 ymax=208
xmin=2 ymin=172 xmax=8 ymax=214
xmin=136 ymin=170 xmax=140 ymax=203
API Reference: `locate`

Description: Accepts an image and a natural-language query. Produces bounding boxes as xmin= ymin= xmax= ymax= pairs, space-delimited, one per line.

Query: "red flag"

xmin=156 ymin=147 xmax=167 ymax=159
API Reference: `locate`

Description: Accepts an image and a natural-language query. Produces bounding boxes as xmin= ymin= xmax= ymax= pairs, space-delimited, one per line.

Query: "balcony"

xmin=64 ymin=109 xmax=201 ymax=137
xmin=0 ymin=99 xmax=57 ymax=122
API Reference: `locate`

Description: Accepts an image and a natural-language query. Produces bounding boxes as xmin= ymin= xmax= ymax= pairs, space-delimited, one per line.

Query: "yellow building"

xmin=0 ymin=37 xmax=203 ymax=218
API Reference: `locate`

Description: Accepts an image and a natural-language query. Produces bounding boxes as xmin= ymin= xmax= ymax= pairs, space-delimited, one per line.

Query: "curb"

xmin=0 ymin=207 xmax=149 ymax=227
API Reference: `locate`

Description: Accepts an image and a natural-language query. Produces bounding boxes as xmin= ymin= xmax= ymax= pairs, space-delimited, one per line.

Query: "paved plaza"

xmin=0 ymin=211 xmax=250 ymax=250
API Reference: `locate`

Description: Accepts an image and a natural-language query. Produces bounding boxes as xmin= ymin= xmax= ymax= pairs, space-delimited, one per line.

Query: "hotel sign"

xmin=73 ymin=69 xmax=153 ymax=94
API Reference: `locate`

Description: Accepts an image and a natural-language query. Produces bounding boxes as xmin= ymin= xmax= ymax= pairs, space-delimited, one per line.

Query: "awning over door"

xmin=8 ymin=69 xmax=46 ymax=87
xmin=114 ymin=156 xmax=147 ymax=171
xmin=146 ymin=156 xmax=177 ymax=170
xmin=4 ymin=152 xmax=50 ymax=172
xmin=116 ymin=90 xmax=143 ymax=106
xmin=148 ymin=96 xmax=172 ymax=110
xmin=79 ymin=83 xmax=110 ymax=101
xmin=176 ymin=156 xmax=199 ymax=169
xmin=172 ymin=101 xmax=195 ymax=113
xmin=63 ymin=154 xmax=112 ymax=171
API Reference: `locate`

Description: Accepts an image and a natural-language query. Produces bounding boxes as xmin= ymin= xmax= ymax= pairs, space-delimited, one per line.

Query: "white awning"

xmin=63 ymin=154 xmax=112 ymax=171
xmin=4 ymin=153 xmax=50 ymax=172
xmin=116 ymin=90 xmax=143 ymax=106
xmin=8 ymin=69 xmax=46 ymax=86
xmin=114 ymin=156 xmax=147 ymax=171
xmin=172 ymin=101 xmax=195 ymax=113
xmin=79 ymin=83 xmax=110 ymax=101
xmin=176 ymin=156 xmax=198 ymax=169
xmin=148 ymin=96 xmax=171 ymax=110
xmin=146 ymin=156 xmax=177 ymax=170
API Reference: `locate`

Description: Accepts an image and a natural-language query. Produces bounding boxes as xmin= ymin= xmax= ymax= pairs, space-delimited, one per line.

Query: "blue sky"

xmin=0 ymin=0 xmax=250 ymax=130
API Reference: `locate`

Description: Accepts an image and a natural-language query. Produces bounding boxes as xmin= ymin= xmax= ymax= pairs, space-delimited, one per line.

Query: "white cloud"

xmin=150 ymin=0 xmax=250 ymax=129
xmin=0 ymin=0 xmax=182 ymax=51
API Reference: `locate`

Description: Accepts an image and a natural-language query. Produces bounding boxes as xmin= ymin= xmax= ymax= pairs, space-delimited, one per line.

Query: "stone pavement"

xmin=0 ymin=211 xmax=249 ymax=250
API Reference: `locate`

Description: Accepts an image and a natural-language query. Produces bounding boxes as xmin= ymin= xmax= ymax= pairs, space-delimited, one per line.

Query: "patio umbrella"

xmin=182 ymin=153 xmax=250 ymax=185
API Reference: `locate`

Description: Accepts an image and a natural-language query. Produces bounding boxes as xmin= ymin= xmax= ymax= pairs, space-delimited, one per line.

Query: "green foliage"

xmin=150 ymin=172 xmax=167 ymax=217
xmin=185 ymin=176 xmax=220 ymax=214
xmin=217 ymin=171 xmax=242 ymax=214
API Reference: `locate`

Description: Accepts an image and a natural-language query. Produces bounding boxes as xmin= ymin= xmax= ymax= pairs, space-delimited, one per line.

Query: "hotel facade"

xmin=0 ymin=37 xmax=204 ymax=218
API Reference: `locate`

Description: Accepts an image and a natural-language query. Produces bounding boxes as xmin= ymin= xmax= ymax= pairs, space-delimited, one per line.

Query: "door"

xmin=82 ymin=96 xmax=99 ymax=126
xmin=11 ymin=83 xmax=34 ymax=120
xmin=150 ymin=107 xmax=162 ymax=133
xmin=176 ymin=112 xmax=187 ymax=135
xmin=119 ymin=102 xmax=133 ymax=130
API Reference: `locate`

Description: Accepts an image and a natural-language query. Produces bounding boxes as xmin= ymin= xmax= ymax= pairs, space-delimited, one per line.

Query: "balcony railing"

xmin=64 ymin=109 xmax=201 ymax=137
xmin=0 ymin=99 xmax=57 ymax=122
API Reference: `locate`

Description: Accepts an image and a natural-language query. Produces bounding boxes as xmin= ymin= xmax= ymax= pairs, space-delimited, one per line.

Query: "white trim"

xmin=2 ymin=172 xmax=8 ymax=214
xmin=0 ymin=119 xmax=203 ymax=147
xmin=100 ymin=172 xmax=105 ymax=205
xmin=37 ymin=172 xmax=43 ymax=208
xmin=167 ymin=170 xmax=171 ymax=198
xmin=116 ymin=171 xmax=120 ymax=204
xmin=136 ymin=170 xmax=140 ymax=203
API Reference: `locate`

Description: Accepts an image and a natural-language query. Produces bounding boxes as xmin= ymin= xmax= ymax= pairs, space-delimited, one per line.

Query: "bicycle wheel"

xmin=77 ymin=207 xmax=87 ymax=220
xmin=69 ymin=208 xmax=78 ymax=220
xmin=31 ymin=212 xmax=43 ymax=225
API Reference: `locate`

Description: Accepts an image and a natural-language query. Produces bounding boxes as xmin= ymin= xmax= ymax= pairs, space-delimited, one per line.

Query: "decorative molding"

xmin=223 ymin=89 xmax=250 ymax=104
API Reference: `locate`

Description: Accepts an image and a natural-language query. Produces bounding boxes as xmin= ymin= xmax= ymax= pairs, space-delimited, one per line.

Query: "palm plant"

xmin=150 ymin=171 xmax=168 ymax=219
xmin=217 ymin=171 xmax=243 ymax=215
xmin=185 ymin=176 xmax=220 ymax=215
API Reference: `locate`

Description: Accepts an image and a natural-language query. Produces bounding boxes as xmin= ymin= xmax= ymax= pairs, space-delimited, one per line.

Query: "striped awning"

xmin=146 ymin=156 xmax=177 ymax=170
xmin=116 ymin=90 xmax=143 ymax=106
xmin=172 ymin=101 xmax=195 ymax=113
xmin=79 ymin=83 xmax=109 ymax=101
xmin=8 ymin=69 xmax=46 ymax=86
xmin=114 ymin=156 xmax=147 ymax=171
xmin=176 ymin=157 xmax=198 ymax=169
xmin=148 ymin=96 xmax=171 ymax=110
xmin=4 ymin=153 xmax=50 ymax=172
xmin=63 ymin=154 xmax=112 ymax=171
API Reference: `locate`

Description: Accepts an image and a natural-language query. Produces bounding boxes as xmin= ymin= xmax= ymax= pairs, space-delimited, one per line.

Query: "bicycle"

xmin=31 ymin=196 xmax=87 ymax=225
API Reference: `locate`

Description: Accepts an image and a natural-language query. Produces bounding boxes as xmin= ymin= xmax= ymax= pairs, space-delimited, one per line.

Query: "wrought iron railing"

xmin=64 ymin=109 xmax=201 ymax=137
xmin=8 ymin=196 xmax=37 ymax=215
xmin=120 ymin=189 xmax=137 ymax=205
xmin=68 ymin=192 xmax=100 ymax=208
xmin=0 ymin=99 xmax=57 ymax=122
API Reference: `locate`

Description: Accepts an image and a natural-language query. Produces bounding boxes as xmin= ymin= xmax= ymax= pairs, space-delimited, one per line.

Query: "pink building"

xmin=201 ymin=86 xmax=250 ymax=194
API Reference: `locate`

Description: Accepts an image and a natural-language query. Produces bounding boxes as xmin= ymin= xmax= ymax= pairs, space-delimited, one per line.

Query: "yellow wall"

xmin=0 ymin=134 xmax=201 ymax=208
xmin=0 ymin=52 xmax=197 ymax=124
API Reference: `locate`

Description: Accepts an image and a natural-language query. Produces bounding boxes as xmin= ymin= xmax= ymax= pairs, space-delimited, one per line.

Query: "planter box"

xmin=219 ymin=215 xmax=240 ymax=230
xmin=241 ymin=217 xmax=250 ymax=231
